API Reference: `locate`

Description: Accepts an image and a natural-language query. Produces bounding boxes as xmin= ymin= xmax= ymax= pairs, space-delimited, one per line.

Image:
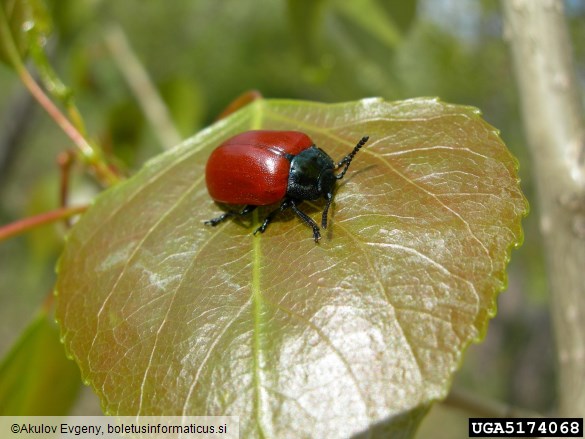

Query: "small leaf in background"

xmin=287 ymin=0 xmax=327 ymax=65
xmin=0 ymin=312 xmax=81 ymax=415
xmin=102 ymin=100 xmax=144 ymax=169
xmin=333 ymin=0 xmax=403 ymax=49
xmin=159 ymin=76 xmax=206 ymax=139
xmin=380 ymin=0 xmax=417 ymax=33
xmin=55 ymin=98 xmax=527 ymax=438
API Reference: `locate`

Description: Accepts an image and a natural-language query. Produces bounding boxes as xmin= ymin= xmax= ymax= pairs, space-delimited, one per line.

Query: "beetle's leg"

xmin=321 ymin=192 xmax=333 ymax=229
xmin=205 ymin=205 xmax=256 ymax=226
xmin=253 ymin=199 xmax=292 ymax=236
xmin=290 ymin=200 xmax=321 ymax=242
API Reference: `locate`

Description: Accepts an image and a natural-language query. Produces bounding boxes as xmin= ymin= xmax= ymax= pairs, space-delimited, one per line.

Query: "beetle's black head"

xmin=286 ymin=136 xmax=369 ymax=230
xmin=286 ymin=137 xmax=369 ymax=202
xmin=286 ymin=146 xmax=336 ymax=201
xmin=317 ymin=168 xmax=336 ymax=199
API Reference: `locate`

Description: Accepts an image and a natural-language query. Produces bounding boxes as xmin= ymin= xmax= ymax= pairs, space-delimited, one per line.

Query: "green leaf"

xmin=0 ymin=0 xmax=51 ymax=69
xmin=55 ymin=98 xmax=527 ymax=437
xmin=0 ymin=312 xmax=82 ymax=415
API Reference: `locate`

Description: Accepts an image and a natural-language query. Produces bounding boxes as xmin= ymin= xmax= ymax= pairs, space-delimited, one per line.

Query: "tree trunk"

xmin=502 ymin=0 xmax=585 ymax=417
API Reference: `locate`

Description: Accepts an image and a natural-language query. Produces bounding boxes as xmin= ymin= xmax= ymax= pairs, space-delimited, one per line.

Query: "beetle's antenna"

xmin=335 ymin=136 xmax=369 ymax=180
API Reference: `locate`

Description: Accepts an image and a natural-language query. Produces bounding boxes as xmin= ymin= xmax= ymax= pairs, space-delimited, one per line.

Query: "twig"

xmin=0 ymin=205 xmax=87 ymax=242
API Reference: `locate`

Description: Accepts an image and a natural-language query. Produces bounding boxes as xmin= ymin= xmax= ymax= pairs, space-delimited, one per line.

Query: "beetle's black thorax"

xmin=286 ymin=146 xmax=336 ymax=201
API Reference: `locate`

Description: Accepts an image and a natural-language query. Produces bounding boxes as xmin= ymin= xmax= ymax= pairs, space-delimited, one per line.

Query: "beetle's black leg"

xmin=290 ymin=199 xmax=321 ymax=242
xmin=321 ymin=192 xmax=333 ymax=229
xmin=205 ymin=205 xmax=256 ymax=226
xmin=253 ymin=199 xmax=292 ymax=235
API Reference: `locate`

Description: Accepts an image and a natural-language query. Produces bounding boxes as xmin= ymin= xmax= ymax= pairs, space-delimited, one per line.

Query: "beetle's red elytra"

xmin=205 ymin=130 xmax=369 ymax=242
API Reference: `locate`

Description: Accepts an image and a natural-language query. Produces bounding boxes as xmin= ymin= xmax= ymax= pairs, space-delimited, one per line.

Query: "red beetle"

xmin=205 ymin=130 xmax=369 ymax=242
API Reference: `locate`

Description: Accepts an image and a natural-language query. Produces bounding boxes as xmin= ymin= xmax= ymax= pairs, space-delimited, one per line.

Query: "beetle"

xmin=204 ymin=130 xmax=369 ymax=242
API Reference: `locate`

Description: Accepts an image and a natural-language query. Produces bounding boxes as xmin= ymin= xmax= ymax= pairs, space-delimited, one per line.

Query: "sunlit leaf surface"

xmin=55 ymin=98 xmax=527 ymax=438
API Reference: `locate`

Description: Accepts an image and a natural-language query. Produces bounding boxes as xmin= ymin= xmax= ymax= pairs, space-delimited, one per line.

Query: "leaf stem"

xmin=0 ymin=205 xmax=87 ymax=242
xmin=18 ymin=67 xmax=90 ymax=157
xmin=0 ymin=5 xmax=120 ymax=187
xmin=30 ymin=42 xmax=89 ymax=139
xmin=17 ymin=68 xmax=120 ymax=186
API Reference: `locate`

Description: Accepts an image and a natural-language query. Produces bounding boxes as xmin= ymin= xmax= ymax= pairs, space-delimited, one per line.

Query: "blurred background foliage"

xmin=0 ymin=0 xmax=583 ymax=436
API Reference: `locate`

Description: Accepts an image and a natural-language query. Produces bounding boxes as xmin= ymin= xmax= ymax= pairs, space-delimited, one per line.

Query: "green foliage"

xmin=0 ymin=312 xmax=81 ymax=415
xmin=55 ymin=98 xmax=527 ymax=437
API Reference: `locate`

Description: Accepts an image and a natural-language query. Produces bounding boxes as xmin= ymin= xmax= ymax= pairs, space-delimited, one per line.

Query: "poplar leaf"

xmin=55 ymin=98 xmax=527 ymax=438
